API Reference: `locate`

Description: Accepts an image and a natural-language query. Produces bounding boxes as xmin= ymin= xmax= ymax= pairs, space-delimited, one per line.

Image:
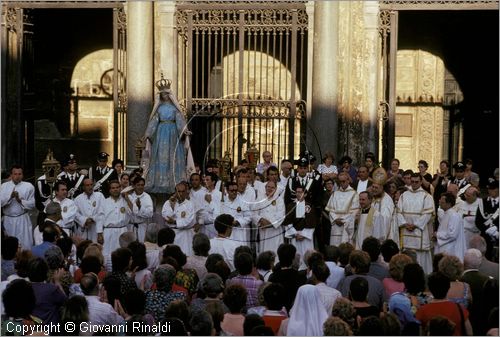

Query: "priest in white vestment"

xmin=395 ymin=174 xmax=435 ymax=274
xmin=199 ymin=173 xmax=222 ymax=239
xmin=162 ymin=182 xmax=196 ymax=256
xmin=97 ymin=181 xmax=133 ymax=256
xmin=214 ymin=181 xmax=252 ymax=246
xmin=48 ymin=181 xmax=78 ymax=236
xmin=128 ymin=177 xmax=154 ymax=242
xmin=434 ymin=192 xmax=466 ymax=261
xmin=369 ymin=182 xmax=395 ymax=241
xmin=0 ymin=167 xmax=35 ymax=249
xmin=74 ymin=178 xmax=105 ymax=242
xmin=353 ymin=191 xmax=384 ymax=249
xmin=325 ymin=172 xmax=359 ymax=246
xmin=456 ymin=186 xmax=482 ymax=249
xmin=252 ymin=181 xmax=286 ymax=254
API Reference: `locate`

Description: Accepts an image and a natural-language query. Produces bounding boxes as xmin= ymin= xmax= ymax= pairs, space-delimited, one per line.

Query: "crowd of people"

xmin=0 ymin=149 xmax=498 ymax=336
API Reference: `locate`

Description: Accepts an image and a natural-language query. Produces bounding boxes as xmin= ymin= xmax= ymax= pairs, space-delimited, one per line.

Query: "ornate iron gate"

xmin=176 ymin=1 xmax=308 ymax=169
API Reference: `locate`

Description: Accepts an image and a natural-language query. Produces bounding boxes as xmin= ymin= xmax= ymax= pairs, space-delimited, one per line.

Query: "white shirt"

xmin=315 ymin=282 xmax=342 ymax=315
xmin=209 ymin=237 xmax=240 ymax=271
xmin=356 ymin=179 xmax=369 ymax=194
xmin=85 ymin=295 xmax=123 ymax=325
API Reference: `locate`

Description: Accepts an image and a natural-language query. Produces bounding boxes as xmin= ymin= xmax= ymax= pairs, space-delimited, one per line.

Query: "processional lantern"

xmin=245 ymin=142 xmax=260 ymax=170
xmin=219 ymin=151 xmax=232 ymax=183
xmin=42 ymin=149 xmax=61 ymax=184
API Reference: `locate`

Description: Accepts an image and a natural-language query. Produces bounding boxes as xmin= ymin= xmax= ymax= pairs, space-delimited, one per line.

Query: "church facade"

xmin=1 ymin=1 xmax=498 ymax=181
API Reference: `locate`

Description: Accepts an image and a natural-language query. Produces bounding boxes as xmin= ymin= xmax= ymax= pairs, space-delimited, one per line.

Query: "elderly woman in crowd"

xmin=190 ymin=272 xmax=226 ymax=313
xmin=382 ymin=253 xmax=413 ymax=300
xmin=184 ymin=233 xmax=210 ymax=280
xmin=438 ymin=255 xmax=472 ymax=308
xmin=144 ymin=223 xmax=162 ymax=271
xmin=162 ymin=244 xmax=199 ymax=296
xmin=145 ymin=265 xmax=186 ymax=322
xmin=45 ymin=245 xmax=73 ymax=296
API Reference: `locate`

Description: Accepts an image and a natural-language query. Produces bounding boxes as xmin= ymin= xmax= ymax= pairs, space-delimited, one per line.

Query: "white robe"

xmin=129 ymin=191 xmax=154 ymax=242
xmin=161 ymin=199 xmax=196 ymax=256
xmin=372 ymin=192 xmax=395 ymax=241
xmin=199 ymin=188 xmax=222 ymax=239
xmin=435 ymin=208 xmax=466 ymax=261
xmin=325 ymin=186 xmax=359 ymax=246
xmin=456 ymin=199 xmax=482 ymax=249
xmin=0 ymin=181 xmax=35 ymax=249
xmin=252 ymin=192 xmax=286 ymax=254
xmin=74 ymin=191 xmax=105 ymax=242
xmin=190 ymin=187 xmax=208 ymax=223
xmin=354 ymin=208 xmax=384 ymax=250
xmin=395 ymin=188 xmax=435 ymax=274
xmin=214 ymin=195 xmax=252 ymax=246
xmin=98 ymin=196 xmax=132 ymax=256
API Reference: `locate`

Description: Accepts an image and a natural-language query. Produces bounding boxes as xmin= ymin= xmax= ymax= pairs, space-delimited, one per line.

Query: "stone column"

xmin=126 ymin=2 xmax=153 ymax=166
xmin=363 ymin=1 xmax=380 ymax=156
xmin=155 ymin=1 xmax=177 ymax=92
xmin=308 ymin=1 xmax=338 ymax=160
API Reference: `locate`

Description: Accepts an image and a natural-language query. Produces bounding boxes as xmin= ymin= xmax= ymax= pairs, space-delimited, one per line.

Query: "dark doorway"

xmin=398 ymin=10 xmax=499 ymax=184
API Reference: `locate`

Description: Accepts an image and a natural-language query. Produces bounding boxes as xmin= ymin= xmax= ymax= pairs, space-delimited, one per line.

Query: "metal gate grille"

xmin=176 ymin=1 xmax=308 ymax=169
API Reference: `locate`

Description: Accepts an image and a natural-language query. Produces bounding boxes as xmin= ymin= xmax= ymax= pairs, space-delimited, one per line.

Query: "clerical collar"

xmin=361 ymin=207 xmax=370 ymax=214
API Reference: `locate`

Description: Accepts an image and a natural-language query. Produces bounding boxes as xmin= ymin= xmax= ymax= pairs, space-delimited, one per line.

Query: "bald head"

xmin=80 ymin=273 xmax=99 ymax=295
xmin=447 ymin=183 xmax=459 ymax=197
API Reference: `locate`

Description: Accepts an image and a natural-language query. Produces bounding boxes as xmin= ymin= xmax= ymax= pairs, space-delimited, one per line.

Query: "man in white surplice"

xmin=284 ymin=186 xmax=317 ymax=269
xmin=74 ymin=178 xmax=105 ymax=242
xmin=199 ymin=173 xmax=221 ymax=239
xmin=352 ymin=191 xmax=384 ymax=249
xmin=48 ymin=181 xmax=78 ymax=236
xmin=456 ymin=186 xmax=482 ymax=249
xmin=97 ymin=180 xmax=133 ymax=256
xmin=434 ymin=192 xmax=466 ymax=261
xmin=128 ymin=177 xmax=154 ymax=242
xmin=252 ymin=180 xmax=286 ymax=254
xmin=0 ymin=166 xmax=35 ymax=249
xmin=325 ymin=172 xmax=359 ymax=246
xmin=214 ymin=181 xmax=251 ymax=246
xmin=395 ymin=173 xmax=435 ymax=274
xmin=369 ymin=182 xmax=395 ymax=242
xmin=162 ymin=182 xmax=196 ymax=256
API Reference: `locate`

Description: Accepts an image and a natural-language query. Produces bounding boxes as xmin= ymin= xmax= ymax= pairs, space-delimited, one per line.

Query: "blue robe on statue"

xmin=144 ymin=103 xmax=187 ymax=194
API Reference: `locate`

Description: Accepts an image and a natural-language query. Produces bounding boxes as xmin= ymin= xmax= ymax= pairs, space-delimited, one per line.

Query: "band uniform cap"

xmin=487 ymin=177 xmax=499 ymax=189
xmin=66 ymin=153 xmax=77 ymax=163
xmin=98 ymin=152 xmax=110 ymax=160
xmin=296 ymin=157 xmax=309 ymax=167
xmin=453 ymin=161 xmax=465 ymax=170
xmin=300 ymin=150 xmax=317 ymax=163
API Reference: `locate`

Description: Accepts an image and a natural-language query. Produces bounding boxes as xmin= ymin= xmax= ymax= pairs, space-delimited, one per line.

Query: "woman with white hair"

xmin=278 ymin=284 xmax=329 ymax=336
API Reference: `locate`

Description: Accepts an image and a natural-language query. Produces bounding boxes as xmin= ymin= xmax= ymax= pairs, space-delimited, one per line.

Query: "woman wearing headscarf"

xmin=143 ymin=74 xmax=194 ymax=194
xmin=278 ymin=284 xmax=329 ymax=336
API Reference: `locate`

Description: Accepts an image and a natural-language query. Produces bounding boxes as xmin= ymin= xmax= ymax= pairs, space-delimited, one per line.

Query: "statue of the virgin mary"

xmin=142 ymin=75 xmax=195 ymax=194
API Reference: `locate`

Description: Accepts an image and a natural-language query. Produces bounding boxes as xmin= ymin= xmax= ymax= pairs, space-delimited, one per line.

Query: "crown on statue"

xmin=155 ymin=73 xmax=171 ymax=92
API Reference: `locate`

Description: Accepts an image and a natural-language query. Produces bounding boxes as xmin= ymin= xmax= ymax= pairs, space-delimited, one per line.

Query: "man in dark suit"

xmin=58 ymin=154 xmax=83 ymax=199
xmin=460 ymin=248 xmax=494 ymax=335
xmin=89 ymin=152 xmax=117 ymax=198
xmin=476 ymin=177 xmax=499 ymax=261
xmin=352 ymin=165 xmax=373 ymax=194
